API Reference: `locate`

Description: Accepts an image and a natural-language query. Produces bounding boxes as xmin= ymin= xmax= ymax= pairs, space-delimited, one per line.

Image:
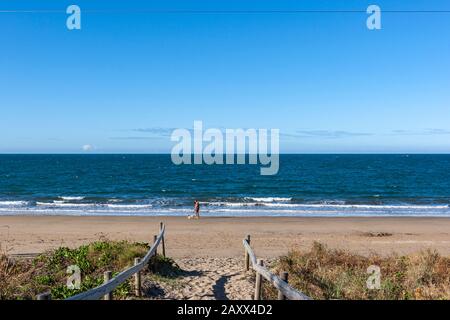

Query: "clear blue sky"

xmin=1 ymin=0 xmax=449 ymax=153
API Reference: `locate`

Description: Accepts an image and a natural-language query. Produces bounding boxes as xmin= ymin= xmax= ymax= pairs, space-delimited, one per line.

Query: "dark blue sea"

xmin=1 ymin=154 xmax=450 ymax=217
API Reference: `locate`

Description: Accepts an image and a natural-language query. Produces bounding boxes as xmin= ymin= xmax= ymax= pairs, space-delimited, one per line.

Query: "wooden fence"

xmin=36 ymin=222 xmax=166 ymax=300
xmin=243 ymin=235 xmax=311 ymax=300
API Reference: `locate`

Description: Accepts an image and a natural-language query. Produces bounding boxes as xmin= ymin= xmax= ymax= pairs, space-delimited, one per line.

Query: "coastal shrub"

xmin=0 ymin=240 xmax=149 ymax=300
xmin=264 ymin=242 xmax=450 ymax=300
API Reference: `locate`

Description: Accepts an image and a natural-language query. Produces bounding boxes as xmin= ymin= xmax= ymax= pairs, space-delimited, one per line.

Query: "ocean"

xmin=0 ymin=154 xmax=449 ymax=217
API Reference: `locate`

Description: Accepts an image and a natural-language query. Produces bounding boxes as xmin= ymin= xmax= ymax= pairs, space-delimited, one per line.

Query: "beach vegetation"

xmin=0 ymin=240 xmax=151 ymax=300
xmin=264 ymin=242 xmax=450 ymax=300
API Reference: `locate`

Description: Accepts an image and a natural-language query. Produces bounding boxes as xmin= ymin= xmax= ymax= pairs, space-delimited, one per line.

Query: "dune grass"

xmin=264 ymin=242 xmax=449 ymax=300
xmin=0 ymin=240 xmax=150 ymax=300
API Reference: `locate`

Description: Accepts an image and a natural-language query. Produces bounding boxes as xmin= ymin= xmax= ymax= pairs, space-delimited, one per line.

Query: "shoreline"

xmin=1 ymin=215 xmax=449 ymax=258
xmin=1 ymin=212 xmax=450 ymax=218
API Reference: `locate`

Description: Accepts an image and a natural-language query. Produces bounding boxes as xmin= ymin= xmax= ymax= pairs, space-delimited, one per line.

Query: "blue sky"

xmin=1 ymin=0 xmax=449 ymax=153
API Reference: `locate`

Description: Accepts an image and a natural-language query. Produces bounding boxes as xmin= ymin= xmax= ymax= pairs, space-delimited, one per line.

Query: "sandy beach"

xmin=1 ymin=216 xmax=449 ymax=258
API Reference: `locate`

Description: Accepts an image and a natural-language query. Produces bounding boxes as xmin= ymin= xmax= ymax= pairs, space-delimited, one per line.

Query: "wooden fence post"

xmin=134 ymin=258 xmax=142 ymax=297
xmin=153 ymin=235 xmax=158 ymax=256
xmin=160 ymin=222 xmax=166 ymax=257
xmin=244 ymin=235 xmax=251 ymax=271
xmin=36 ymin=292 xmax=51 ymax=300
xmin=254 ymin=259 xmax=264 ymax=300
xmin=278 ymin=271 xmax=289 ymax=300
xmin=103 ymin=271 xmax=112 ymax=300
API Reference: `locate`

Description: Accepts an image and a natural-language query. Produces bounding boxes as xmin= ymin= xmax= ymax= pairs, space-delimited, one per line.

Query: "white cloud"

xmin=82 ymin=144 xmax=94 ymax=152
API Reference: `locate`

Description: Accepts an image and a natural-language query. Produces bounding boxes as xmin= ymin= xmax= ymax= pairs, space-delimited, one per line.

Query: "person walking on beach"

xmin=188 ymin=200 xmax=200 ymax=219
xmin=194 ymin=200 xmax=200 ymax=219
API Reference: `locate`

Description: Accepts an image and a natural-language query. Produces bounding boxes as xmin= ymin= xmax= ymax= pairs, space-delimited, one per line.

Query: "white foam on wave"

xmin=204 ymin=202 xmax=254 ymax=207
xmin=1 ymin=195 xmax=449 ymax=217
xmin=197 ymin=208 xmax=450 ymax=217
xmin=0 ymin=201 xmax=28 ymax=206
xmin=167 ymin=208 xmax=192 ymax=212
xmin=105 ymin=204 xmax=153 ymax=209
xmin=37 ymin=202 xmax=92 ymax=207
xmin=60 ymin=196 xmax=85 ymax=201
xmin=245 ymin=197 xmax=292 ymax=202
xmin=108 ymin=199 xmax=122 ymax=203
xmin=204 ymin=201 xmax=449 ymax=210
xmin=1 ymin=203 xmax=450 ymax=217
xmin=291 ymin=203 xmax=449 ymax=210
xmin=36 ymin=202 xmax=154 ymax=210
xmin=205 ymin=201 xmax=296 ymax=207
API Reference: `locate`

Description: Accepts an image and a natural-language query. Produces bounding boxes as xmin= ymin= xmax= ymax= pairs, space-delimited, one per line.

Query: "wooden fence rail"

xmin=34 ymin=222 xmax=166 ymax=300
xmin=243 ymin=235 xmax=311 ymax=301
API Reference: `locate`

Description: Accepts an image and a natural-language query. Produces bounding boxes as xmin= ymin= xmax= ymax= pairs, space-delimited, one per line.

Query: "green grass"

xmin=263 ymin=242 xmax=450 ymax=300
xmin=1 ymin=240 xmax=150 ymax=300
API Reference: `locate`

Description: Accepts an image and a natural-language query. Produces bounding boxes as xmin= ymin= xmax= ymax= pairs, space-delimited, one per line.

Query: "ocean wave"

xmin=0 ymin=201 xmax=28 ymax=206
xmin=196 ymin=208 xmax=450 ymax=217
xmin=105 ymin=204 xmax=153 ymax=209
xmin=0 ymin=204 xmax=449 ymax=217
xmin=203 ymin=201 xmax=449 ymax=210
xmin=204 ymin=201 xmax=298 ymax=208
xmin=0 ymin=196 xmax=449 ymax=217
xmin=203 ymin=202 xmax=258 ymax=207
xmin=5 ymin=197 xmax=450 ymax=212
xmin=166 ymin=208 xmax=193 ymax=212
xmin=108 ymin=199 xmax=122 ymax=203
xmin=36 ymin=202 xmax=93 ymax=207
xmin=35 ymin=202 xmax=154 ymax=209
xmin=60 ymin=196 xmax=85 ymax=201
xmin=245 ymin=197 xmax=292 ymax=202
xmin=290 ymin=203 xmax=450 ymax=210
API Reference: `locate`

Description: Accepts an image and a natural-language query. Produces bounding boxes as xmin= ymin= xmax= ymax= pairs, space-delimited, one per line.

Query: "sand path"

xmin=143 ymin=258 xmax=254 ymax=300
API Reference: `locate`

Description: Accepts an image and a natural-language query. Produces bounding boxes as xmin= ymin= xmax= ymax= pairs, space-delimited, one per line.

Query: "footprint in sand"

xmin=143 ymin=257 xmax=254 ymax=300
